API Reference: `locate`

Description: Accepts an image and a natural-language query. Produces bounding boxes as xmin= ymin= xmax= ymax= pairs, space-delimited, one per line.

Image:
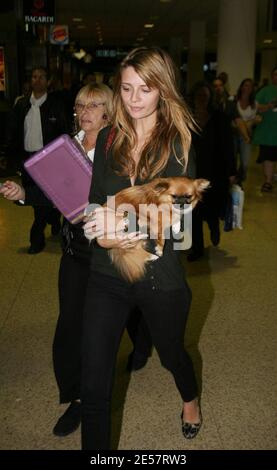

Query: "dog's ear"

xmin=153 ymin=180 xmax=170 ymax=194
xmin=194 ymin=178 xmax=210 ymax=192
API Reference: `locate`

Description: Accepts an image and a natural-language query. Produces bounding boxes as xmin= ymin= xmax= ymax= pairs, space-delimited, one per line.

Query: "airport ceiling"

xmin=55 ymin=0 xmax=270 ymax=52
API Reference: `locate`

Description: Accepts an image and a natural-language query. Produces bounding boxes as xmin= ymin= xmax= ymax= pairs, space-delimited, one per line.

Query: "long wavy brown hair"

xmin=112 ymin=47 xmax=195 ymax=181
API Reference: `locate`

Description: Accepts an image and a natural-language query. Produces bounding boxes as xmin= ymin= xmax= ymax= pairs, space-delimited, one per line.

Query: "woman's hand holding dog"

xmin=83 ymin=206 xmax=147 ymax=248
xmin=84 ymin=207 xmax=127 ymax=239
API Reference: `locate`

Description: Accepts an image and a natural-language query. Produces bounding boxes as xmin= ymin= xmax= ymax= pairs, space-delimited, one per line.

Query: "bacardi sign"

xmin=24 ymin=0 xmax=55 ymax=24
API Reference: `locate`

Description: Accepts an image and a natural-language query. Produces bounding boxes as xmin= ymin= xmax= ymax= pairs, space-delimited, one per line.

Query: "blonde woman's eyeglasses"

xmin=75 ymin=101 xmax=105 ymax=112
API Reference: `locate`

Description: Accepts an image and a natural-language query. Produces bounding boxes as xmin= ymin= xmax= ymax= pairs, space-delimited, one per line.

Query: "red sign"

xmin=50 ymin=25 xmax=69 ymax=45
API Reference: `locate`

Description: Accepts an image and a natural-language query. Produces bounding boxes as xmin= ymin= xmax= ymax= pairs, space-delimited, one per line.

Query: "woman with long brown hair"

xmin=82 ymin=47 xmax=202 ymax=449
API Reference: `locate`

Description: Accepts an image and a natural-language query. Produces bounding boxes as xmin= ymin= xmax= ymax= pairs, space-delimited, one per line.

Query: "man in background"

xmin=6 ymin=66 xmax=71 ymax=253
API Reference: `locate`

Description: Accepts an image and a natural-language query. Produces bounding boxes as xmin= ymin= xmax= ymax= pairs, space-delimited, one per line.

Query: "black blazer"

xmin=6 ymin=91 xmax=71 ymax=160
xmin=88 ymin=126 xmax=196 ymax=289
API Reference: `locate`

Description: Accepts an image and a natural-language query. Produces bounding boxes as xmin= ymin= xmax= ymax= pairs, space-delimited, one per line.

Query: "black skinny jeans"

xmin=53 ymin=254 xmax=152 ymax=404
xmin=81 ymin=271 xmax=198 ymax=450
xmin=53 ymin=253 xmax=90 ymax=403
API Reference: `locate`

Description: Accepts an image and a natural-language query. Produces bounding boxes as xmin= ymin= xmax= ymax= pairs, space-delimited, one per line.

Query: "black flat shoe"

xmin=28 ymin=243 xmax=45 ymax=254
xmin=53 ymin=401 xmax=81 ymax=437
xmin=181 ymin=409 xmax=202 ymax=439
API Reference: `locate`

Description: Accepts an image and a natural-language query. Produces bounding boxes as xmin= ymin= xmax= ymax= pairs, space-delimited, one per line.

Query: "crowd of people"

xmin=0 ymin=48 xmax=276 ymax=450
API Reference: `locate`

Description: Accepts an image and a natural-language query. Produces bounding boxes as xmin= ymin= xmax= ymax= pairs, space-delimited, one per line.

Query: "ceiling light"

xmin=72 ymin=18 xmax=83 ymax=22
xmin=77 ymin=25 xmax=86 ymax=29
xmin=144 ymin=24 xmax=154 ymax=28
xmin=160 ymin=0 xmax=172 ymax=3
xmin=136 ymin=37 xmax=144 ymax=41
xmin=263 ymin=39 xmax=272 ymax=44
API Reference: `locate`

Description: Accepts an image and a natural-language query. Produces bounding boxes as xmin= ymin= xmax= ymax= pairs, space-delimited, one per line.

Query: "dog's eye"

xmin=172 ymin=194 xmax=193 ymax=205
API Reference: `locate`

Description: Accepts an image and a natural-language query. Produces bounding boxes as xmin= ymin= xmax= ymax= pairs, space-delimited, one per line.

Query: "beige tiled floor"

xmin=0 ymin=156 xmax=276 ymax=450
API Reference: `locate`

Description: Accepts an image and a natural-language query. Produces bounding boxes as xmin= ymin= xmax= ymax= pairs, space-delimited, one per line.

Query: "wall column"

xmin=217 ymin=0 xmax=257 ymax=94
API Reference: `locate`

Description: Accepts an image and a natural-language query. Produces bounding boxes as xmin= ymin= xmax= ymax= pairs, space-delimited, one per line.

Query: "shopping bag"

xmin=231 ymin=184 xmax=244 ymax=229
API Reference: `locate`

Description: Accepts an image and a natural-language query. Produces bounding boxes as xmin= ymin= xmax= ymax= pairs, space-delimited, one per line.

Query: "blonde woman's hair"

xmin=75 ymin=83 xmax=113 ymax=122
xmin=112 ymin=46 xmax=195 ymax=181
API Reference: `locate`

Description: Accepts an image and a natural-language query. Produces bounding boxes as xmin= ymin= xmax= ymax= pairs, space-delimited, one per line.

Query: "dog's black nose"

xmin=174 ymin=195 xmax=192 ymax=205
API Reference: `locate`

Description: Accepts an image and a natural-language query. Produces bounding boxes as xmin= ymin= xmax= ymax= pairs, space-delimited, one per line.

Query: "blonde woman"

xmin=51 ymin=84 xmax=113 ymax=436
xmin=82 ymin=47 xmax=202 ymax=449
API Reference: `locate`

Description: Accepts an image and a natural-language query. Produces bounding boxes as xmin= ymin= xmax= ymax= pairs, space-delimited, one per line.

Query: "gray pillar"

xmin=187 ymin=21 xmax=206 ymax=92
xmin=217 ymin=0 xmax=257 ymax=94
